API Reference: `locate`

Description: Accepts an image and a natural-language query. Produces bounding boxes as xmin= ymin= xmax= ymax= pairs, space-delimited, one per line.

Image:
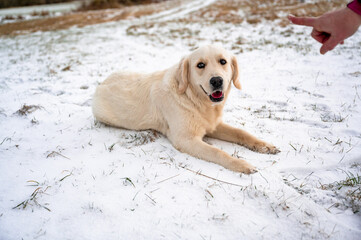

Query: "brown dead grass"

xmin=15 ymin=104 xmax=42 ymax=116
xmin=78 ymin=0 xmax=167 ymax=11
xmin=0 ymin=0 xmax=179 ymax=36
xmin=184 ymin=0 xmax=348 ymax=26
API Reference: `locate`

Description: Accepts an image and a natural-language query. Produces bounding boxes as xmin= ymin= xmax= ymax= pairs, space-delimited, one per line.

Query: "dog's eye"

xmin=220 ymin=59 xmax=227 ymax=65
xmin=197 ymin=62 xmax=205 ymax=69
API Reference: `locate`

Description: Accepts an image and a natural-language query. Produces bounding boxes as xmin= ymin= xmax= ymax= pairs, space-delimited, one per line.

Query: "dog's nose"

xmin=210 ymin=77 xmax=223 ymax=89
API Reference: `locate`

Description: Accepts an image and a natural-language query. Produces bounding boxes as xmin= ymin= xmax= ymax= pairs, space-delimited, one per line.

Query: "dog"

xmin=92 ymin=45 xmax=279 ymax=174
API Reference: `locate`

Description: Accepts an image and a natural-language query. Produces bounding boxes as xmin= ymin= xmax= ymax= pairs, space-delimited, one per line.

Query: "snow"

xmin=0 ymin=0 xmax=361 ymax=239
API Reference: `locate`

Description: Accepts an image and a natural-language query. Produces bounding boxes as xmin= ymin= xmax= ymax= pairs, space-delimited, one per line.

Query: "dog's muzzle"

xmin=200 ymin=76 xmax=224 ymax=103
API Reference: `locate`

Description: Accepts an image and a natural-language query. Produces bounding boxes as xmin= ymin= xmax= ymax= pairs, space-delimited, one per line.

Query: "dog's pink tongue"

xmin=212 ymin=91 xmax=223 ymax=98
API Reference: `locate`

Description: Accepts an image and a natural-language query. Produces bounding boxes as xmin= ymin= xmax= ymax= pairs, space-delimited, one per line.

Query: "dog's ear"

xmin=231 ymin=55 xmax=241 ymax=90
xmin=176 ymin=57 xmax=189 ymax=94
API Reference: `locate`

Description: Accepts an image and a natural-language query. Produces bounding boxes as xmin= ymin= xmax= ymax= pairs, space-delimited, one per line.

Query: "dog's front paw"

xmin=231 ymin=160 xmax=258 ymax=174
xmin=253 ymin=142 xmax=280 ymax=154
xmin=243 ymin=165 xmax=258 ymax=174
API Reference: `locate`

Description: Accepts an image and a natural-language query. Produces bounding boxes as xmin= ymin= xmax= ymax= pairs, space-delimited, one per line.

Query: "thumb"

xmin=288 ymin=14 xmax=316 ymax=27
xmin=320 ymin=36 xmax=340 ymax=54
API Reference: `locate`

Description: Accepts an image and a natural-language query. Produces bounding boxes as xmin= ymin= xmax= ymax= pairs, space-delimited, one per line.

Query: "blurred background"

xmin=0 ymin=0 xmax=348 ymax=36
xmin=0 ymin=0 xmax=166 ymax=8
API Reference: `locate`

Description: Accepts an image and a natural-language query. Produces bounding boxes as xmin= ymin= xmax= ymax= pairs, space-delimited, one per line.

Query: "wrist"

xmin=348 ymin=1 xmax=361 ymax=16
xmin=347 ymin=2 xmax=361 ymax=25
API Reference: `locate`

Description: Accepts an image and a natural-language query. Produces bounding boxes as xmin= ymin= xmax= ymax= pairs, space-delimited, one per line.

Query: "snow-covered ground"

xmin=0 ymin=0 xmax=360 ymax=239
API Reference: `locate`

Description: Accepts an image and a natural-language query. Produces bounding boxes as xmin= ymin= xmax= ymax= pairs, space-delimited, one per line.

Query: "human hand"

xmin=288 ymin=7 xmax=361 ymax=54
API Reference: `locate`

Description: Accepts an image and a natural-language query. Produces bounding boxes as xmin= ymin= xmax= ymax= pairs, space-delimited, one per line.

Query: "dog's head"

xmin=176 ymin=45 xmax=241 ymax=104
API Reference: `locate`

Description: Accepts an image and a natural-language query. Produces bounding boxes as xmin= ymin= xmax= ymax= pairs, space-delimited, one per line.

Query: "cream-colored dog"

xmin=92 ymin=45 xmax=279 ymax=174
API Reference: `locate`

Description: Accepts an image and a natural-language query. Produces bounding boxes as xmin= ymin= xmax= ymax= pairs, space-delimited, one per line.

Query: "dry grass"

xmin=0 ymin=0 xmax=349 ymax=36
xmin=122 ymin=130 xmax=161 ymax=146
xmin=0 ymin=11 xmax=138 ymax=36
xmin=78 ymin=0 xmax=168 ymax=11
xmin=320 ymin=170 xmax=361 ymax=213
xmin=31 ymin=10 xmax=50 ymax=17
xmin=12 ymin=186 xmax=51 ymax=212
xmin=124 ymin=0 xmax=350 ymax=45
xmin=0 ymin=0 xmax=179 ymax=36
xmin=183 ymin=0 xmax=348 ymax=26
xmin=15 ymin=104 xmax=42 ymax=116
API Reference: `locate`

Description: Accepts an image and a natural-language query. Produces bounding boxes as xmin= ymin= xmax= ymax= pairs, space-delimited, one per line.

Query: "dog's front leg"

xmin=207 ymin=122 xmax=280 ymax=154
xmin=170 ymin=135 xmax=257 ymax=174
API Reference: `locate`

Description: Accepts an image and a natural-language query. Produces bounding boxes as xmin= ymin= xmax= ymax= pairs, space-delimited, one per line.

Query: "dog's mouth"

xmin=210 ymin=90 xmax=224 ymax=102
xmin=200 ymin=85 xmax=224 ymax=103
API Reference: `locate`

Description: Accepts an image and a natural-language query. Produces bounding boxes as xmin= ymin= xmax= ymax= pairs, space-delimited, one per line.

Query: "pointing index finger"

xmin=288 ymin=14 xmax=316 ymax=27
